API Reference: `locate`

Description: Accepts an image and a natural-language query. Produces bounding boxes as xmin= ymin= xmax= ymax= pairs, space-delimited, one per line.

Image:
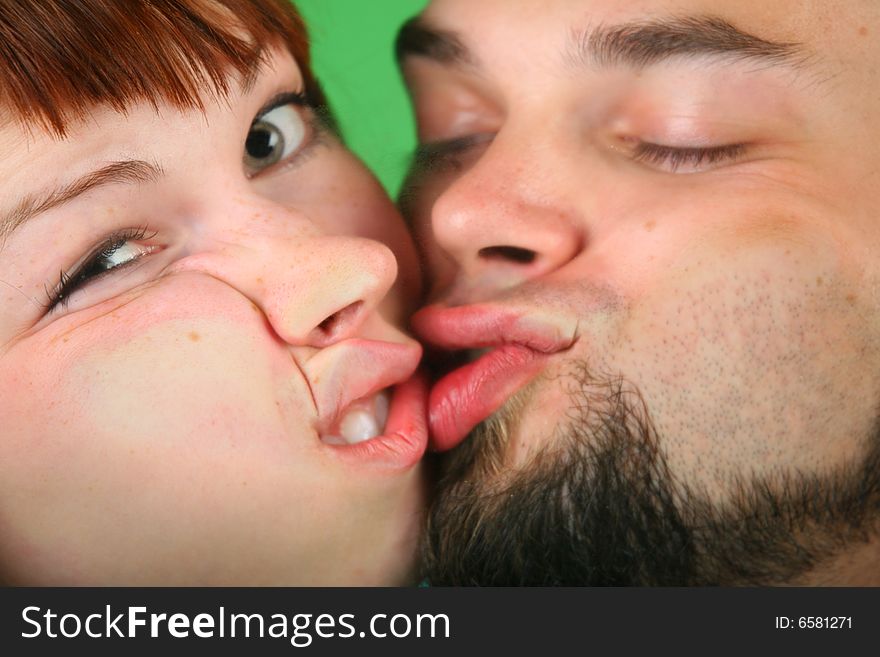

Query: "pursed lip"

xmin=302 ymin=339 xmax=428 ymax=469
xmin=411 ymin=303 xmax=577 ymax=451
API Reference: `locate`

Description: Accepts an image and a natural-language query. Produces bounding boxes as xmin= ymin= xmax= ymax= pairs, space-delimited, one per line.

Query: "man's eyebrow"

xmin=395 ymin=14 xmax=807 ymax=73
xmin=571 ymin=16 xmax=805 ymax=70
xmin=0 ymin=159 xmax=163 ymax=247
xmin=395 ymin=16 xmax=476 ymax=68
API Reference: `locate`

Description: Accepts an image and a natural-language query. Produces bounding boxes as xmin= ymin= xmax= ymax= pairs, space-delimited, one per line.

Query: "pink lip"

xmin=303 ymin=339 xmax=428 ymax=470
xmin=412 ymin=304 xmax=576 ymax=451
xmin=330 ymin=371 xmax=429 ymax=470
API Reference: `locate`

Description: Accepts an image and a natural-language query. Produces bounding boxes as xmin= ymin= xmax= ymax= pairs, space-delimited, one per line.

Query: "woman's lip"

xmin=326 ymin=371 xmax=429 ymax=470
xmin=302 ymin=338 xmax=422 ymax=434
xmin=411 ymin=303 xmax=577 ymax=451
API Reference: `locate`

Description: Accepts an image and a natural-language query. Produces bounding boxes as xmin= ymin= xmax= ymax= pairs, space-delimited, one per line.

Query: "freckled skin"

xmin=0 ymin=49 xmax=425 ymax=584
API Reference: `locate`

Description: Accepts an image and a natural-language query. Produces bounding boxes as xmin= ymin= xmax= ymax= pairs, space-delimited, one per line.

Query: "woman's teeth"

xmin=374 ymin=391 xmax=389 ymax=429
xmin=340 ymin=409 xmax=381 ymax=443
xmin=322 ymin=390 xmax=390 ymax=446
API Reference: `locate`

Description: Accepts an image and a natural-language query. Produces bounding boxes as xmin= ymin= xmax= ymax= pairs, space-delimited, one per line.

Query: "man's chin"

xmin=422 ymin=362 xmax=880 ymax=586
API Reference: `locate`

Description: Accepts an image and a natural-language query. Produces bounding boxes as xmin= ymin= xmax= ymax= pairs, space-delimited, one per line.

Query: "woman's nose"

xmin=254 ymin=234 xmax=399 ymax=347
xmin=186 ymin=227 xmax=399 ymax=348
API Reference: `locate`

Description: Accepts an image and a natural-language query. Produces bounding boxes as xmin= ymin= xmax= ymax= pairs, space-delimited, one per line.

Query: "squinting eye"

xmin=46 ymin=227 xmax=158 ymax=312
xmin=244 ymin=104 xmax=307 ymax=175
xmin=632 ymin=141 xmax=747 ymax=173
xmin=411 ymin=133 xmax=495 ymax=175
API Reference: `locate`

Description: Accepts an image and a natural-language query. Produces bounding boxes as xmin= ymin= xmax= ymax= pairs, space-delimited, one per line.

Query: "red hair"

xmin=0 ymin=0 xmax=323 ymax=136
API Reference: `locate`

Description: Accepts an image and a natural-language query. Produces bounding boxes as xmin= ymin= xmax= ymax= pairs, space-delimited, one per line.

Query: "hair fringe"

xmin=0 ymin=0 xmax=321 ymax=136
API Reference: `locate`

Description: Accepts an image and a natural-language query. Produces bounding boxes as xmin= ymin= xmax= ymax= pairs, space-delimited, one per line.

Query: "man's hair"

xmin=422 ymin=363 xmax=880 ymax=585
xmin=0 ymin=0 xmax=323 ymax=136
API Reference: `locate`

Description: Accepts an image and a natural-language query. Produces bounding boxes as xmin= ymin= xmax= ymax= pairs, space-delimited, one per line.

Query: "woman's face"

xmin=0 ymin=47 xmax=427 ymax=584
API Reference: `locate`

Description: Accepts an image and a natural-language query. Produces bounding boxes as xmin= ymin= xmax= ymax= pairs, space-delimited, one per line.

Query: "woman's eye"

xmin=631 ymin=141 xmax=747 ymax=173
xmin=244 ymin=104 xmax=308 ymax=175
xmin=47 ymin=228 xmax=157 ymax=312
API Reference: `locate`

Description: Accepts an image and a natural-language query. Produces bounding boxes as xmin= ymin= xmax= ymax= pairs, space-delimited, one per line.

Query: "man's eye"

xmin=244 ymin=104 xmax=307 ymax=175
xmin=411 ymin=133 xmax=494 ymax=175
xmin=46 ymin=228 xmax=157 ymax=312
xmin=632 ymin=141 xmax=747 ymax=173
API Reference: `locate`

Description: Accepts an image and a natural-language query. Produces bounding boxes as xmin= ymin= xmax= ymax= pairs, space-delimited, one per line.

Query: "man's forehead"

xmin=418 ymin=0 xmax=863 ymax=50
xmin=402 ymin=0 xmax=880 ymax=110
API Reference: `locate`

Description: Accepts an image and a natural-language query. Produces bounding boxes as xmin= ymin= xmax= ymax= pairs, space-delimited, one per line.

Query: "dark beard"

xmin=420 ymin=363 xmax=880 ymax=585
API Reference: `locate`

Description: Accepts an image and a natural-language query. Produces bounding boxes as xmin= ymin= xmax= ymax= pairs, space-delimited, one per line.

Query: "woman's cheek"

xmin=80 ymin=317 xmax=301 ymax=452
xmin=0 ymin=276 xmax=321 ymax=581
xmin=0 ymin=274 xmax=316 ymax=502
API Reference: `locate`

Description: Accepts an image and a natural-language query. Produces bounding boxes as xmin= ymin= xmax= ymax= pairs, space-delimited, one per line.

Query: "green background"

xmin=294 ymin=0 xmax=429 ymax=196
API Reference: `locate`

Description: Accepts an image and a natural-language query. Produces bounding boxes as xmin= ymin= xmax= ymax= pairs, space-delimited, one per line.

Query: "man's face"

xmin=0 ymin=48 xmax=427 ymax=584
xmin=401 ymin=0 xmax=880 ymax=583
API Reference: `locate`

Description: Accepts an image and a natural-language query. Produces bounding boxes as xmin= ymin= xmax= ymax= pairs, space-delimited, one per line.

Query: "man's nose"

xmin=429 ymin=132 xmax=585 ymax=293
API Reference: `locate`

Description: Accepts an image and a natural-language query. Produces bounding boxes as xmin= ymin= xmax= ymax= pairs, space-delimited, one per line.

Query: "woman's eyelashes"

xmin=244 ymin=91 xmax=324 ymax=177
xmin=44 ymin=227 xmax=158 ymax=312
xmin=40 ymin=93 xmax=323 ymax=316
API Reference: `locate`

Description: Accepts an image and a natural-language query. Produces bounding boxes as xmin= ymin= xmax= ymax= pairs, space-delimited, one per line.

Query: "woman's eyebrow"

xmin=0 ymin=159 xmax=163 ymax=250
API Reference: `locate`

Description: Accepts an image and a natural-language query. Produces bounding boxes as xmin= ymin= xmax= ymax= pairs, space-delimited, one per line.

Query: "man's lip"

xmin=411 ymin=304 xmax=577 ymax=451
xmin=427 ymin=345 xmax=547 ymax=451
xmin=411 ymin=303 xmax=577 ymax=353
